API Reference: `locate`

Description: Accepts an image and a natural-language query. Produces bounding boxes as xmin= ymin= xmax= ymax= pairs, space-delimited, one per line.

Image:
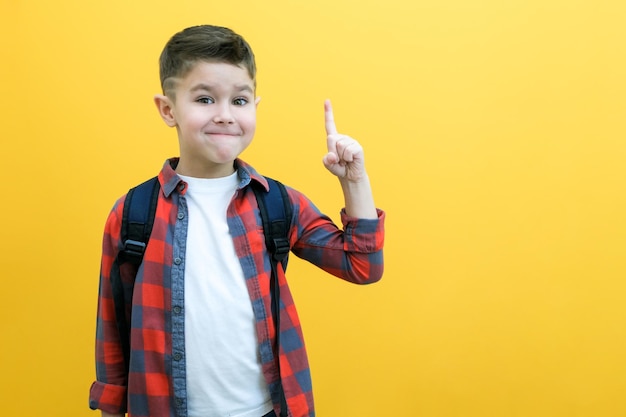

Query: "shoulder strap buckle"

xmin=121 ymin=239 xmax=147 ymax=263
xmin=271 ymin=236 xmax=290 ymax=262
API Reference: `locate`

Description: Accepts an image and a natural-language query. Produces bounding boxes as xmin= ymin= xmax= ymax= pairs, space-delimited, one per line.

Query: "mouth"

xmin=205 ymin=132 xmax=240 ymax=137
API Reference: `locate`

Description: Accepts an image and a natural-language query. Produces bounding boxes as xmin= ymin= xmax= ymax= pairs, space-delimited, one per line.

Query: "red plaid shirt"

xmin=89 ymin=158 xmax=385 ymax=417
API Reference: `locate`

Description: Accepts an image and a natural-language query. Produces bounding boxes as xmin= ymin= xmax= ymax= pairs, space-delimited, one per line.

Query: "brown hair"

xmin=159 ymin=25 xmax=256 ymax=97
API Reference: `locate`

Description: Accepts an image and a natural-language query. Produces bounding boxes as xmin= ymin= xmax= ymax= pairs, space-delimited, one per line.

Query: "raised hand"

xmin=322 ymin=100 xmax=367 ymax=183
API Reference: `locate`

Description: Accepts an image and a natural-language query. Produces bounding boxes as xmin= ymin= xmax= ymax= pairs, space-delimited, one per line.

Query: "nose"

xmin=212 ymin=103 xmax=235 ymax=124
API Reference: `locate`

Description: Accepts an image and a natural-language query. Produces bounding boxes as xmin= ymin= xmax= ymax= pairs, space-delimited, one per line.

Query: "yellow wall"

xmin=1 ymin=0 xmax=625 ymax=416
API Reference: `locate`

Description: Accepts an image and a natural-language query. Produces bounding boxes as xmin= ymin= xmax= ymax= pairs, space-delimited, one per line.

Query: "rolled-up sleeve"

xmin=89 ymin=380 xmax=127 ymax=413
xmin=290 ymin=189 xmax=385 ymax=284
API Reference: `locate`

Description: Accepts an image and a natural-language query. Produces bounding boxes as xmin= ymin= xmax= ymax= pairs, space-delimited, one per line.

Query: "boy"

xmin=89 ymin=25 xmax=384 ymax=417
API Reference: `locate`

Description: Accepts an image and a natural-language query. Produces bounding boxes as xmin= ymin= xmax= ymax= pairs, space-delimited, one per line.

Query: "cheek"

xmin=240 ymin=112 xmax=257 ymax=133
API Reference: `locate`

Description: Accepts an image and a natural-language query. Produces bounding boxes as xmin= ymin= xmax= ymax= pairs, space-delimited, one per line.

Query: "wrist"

xmin=339 ymin=172 xmax=370 ymax=186
xmin=340 ymin=175 xmax=378 ymax=219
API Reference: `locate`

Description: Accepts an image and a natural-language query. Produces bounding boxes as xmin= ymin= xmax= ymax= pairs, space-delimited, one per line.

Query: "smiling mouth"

xmin=206 ymin=132 xmax=240 ymax=137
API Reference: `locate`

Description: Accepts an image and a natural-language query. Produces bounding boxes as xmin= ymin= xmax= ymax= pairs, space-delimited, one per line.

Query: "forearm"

xmin=340 ymin=175 xmax=378 ymax=219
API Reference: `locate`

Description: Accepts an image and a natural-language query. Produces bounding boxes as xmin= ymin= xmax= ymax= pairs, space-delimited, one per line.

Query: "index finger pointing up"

xmin=325 ymin=99 xmax=338 ymax=136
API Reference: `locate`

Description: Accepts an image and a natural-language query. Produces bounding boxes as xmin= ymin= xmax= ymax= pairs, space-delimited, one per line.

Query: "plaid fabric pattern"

xmin=90 ymin=158 xmax=385 ymax=417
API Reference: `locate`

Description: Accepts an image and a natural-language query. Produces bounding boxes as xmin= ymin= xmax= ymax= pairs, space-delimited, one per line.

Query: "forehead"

xmin=178 ymin=61 xmax=254 ymax=89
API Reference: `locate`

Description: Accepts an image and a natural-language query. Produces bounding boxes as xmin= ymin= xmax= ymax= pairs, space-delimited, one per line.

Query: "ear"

xmin=154 ymin=94 xmax=177 ymax=127
xmin=255 ymin=96 xmax=261 ymax=107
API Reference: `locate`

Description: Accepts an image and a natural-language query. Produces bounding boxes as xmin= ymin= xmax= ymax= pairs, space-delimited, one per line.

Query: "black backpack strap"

xmin=252 ymin=177 xmax=292 ymax=417
xmin=111 ymin=176 xmax=160 ymax=372
xmin=120 ymin=176 xmax=161 ymax=264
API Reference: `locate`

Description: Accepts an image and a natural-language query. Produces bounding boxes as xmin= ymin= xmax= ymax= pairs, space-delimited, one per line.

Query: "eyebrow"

xmin=190 ymin=83 xmax=254 ymax=94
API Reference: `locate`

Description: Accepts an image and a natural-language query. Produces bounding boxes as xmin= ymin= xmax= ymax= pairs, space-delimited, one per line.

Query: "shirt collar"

xmin=157 ymin=158 xmax=269 ymax=197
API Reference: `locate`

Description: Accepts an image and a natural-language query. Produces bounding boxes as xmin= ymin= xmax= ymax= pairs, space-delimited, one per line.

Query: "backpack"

xmin=110 ymin=175 xmax=292 ymax=417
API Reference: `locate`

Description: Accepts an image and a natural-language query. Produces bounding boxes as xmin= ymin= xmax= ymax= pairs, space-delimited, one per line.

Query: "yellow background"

xmin=1 ymin=0 xmax=625 ymax=416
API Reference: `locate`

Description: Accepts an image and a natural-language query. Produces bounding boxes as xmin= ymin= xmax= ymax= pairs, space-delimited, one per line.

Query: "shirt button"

xmin=173 ymin=306 xmax=182 ymax=314
xmin=177 ymin=212 xmax=184 ymax=220
xmin=173 ymin=353 xmax=182 ymax=361
xmin=176 ymin=398 xmax=183 ymax=406
xmin=174 ymin=257 xmax=182 ymax=265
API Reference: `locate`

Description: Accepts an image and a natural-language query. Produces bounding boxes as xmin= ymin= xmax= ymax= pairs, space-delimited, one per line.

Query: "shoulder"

xmin=234 ymin=159 xmax=316 ymax=208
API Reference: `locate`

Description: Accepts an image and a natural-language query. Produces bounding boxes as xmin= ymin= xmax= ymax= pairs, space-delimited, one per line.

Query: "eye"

xmin=196 ymin=96 xmax=214 ymax=104
xmin=232 ymin=97 xmax=249 ymax=106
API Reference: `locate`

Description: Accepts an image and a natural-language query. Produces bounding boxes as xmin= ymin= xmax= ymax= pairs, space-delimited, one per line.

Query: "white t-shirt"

xmin=179 ymin=172 xmax=273 ymax=417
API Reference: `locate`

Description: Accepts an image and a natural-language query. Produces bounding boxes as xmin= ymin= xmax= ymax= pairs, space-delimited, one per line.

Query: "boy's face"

xmin=155 ymin=61 xmax=259 ymax=178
